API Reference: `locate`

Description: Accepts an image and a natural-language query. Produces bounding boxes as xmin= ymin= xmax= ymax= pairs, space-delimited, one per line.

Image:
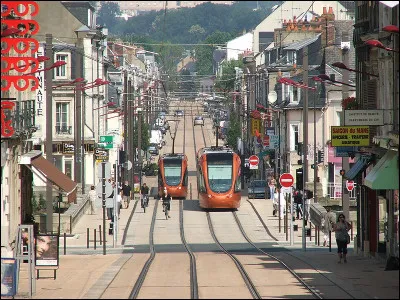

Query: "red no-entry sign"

xmin=280 ymin=173 xmax=294 ymax=188
xmin=346 ymin=180 xmax=355 ymax=191
xmin=249 ymin=155 xmax=259 ymax=166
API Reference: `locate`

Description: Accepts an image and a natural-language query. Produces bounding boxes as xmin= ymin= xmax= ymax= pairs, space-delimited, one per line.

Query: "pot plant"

xmin=341 ymin=97 xmax=358 ymax=110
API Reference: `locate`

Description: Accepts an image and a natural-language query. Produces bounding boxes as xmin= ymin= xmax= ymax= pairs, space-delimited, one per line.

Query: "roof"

xmin=284 ymin=34 xmax=321 ymax=51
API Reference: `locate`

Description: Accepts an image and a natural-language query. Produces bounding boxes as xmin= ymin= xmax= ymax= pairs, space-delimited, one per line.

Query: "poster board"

xmin=35 ymin=235 xmax=59 ymax=267
xmin=1 ymin=258 xmax=17 ymax=297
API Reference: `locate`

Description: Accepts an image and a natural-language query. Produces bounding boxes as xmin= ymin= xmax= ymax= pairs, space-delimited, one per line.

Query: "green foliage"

xmin=97 ymin=2 xmax=121 ymax=31
xmin=214 ymin=59 xmax=244 ymax=95
xmin=195 ymin=31 xmax=233 ymax=75
xmin=227 ymin=109 xmax=241 ymax=151
xmin=133 ymin=114 xmax=150 ymax=152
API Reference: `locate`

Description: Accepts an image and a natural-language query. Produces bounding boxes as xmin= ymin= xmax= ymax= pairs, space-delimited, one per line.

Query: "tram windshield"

xmin=207 ymin=153 xmax=233 ymax=193
xmin=163 ymin=158 xmax=182 ymax=186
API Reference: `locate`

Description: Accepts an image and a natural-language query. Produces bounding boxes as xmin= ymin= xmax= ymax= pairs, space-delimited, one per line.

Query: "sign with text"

xmin=269 ymin=135 xmax=279 ymax=149
xmin=344 ymin=110 xmax=384 ymax=126
xmin=265 ymin=127 xmax=275 ymax=136
xmin=94 ymin=148 xmax=109 ymax=162
xmin=331 ymin=126 xmax=370 ymax=147
xmin=251 ymin=118 xmax=261 ymax=136
xmin=62 ymin=142 xmax=75 ymax=154
xmin=99 ymin=135 xmax=114 ymax=149
xmin=334 ymin=146 xmax=358 ymax=157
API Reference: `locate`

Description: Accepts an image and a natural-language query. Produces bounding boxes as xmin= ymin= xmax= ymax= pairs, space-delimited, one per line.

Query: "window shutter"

xmin=361 ymin=79 xmax=377 ymax=144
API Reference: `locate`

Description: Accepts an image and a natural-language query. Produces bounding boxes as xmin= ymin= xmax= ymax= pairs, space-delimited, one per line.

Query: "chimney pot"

xmin=323 ymin=7 xmax=327 ymax=15
xmin=328 ymin=7 xmax=333 ymax=14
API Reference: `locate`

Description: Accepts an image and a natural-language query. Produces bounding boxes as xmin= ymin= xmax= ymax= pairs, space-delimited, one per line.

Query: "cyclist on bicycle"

xmin=140 ymin=183 xmax=150 ymax=208
xmin=161 ymin=187 xmax=171 ymax=218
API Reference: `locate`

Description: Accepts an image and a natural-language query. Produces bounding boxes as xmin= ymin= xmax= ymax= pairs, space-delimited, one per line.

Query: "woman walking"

xmin=333 ymin=213 xmax=351 ymax=263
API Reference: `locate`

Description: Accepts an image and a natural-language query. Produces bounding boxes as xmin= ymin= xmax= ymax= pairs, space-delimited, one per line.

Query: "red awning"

xmin=29 ymin=154 xmax=77 ymax=203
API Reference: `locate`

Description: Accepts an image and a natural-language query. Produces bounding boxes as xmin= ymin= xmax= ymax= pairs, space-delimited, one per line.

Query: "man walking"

xmin=322 ymin=207 xmax=336 ymax=247
xmin=87 ymin=185 xmax=97 ymax=215
xmin=121 ymin=180 xmax=132 ymax=209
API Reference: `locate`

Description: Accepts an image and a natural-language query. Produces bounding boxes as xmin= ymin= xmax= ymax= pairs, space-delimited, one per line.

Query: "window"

xmin=55 ymin=54 xmax=67 ymax=78
xmin=290 ymin=123 xmax=299 ymax=151
xmin=290 ymin=86 xmax=300 ymax=103
xmin=56 ymin=103 xmax=69 ymax=133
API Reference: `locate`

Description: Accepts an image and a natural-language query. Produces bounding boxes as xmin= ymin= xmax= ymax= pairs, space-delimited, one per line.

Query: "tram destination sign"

xmin=344 ymin=110 xmax=384 ymax=126
xmin=331 ymin=126 xmax=370 ymax=147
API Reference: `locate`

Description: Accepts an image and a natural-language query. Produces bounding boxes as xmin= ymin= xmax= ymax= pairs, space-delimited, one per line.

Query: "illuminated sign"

xmin=331 ymin=126 xmax=370 ymax=146
xmin=251 ymin=118 xmax=261 ymax=136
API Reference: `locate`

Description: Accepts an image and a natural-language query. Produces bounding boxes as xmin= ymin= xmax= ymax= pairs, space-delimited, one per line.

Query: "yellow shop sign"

xmin=331 ymin=126 xmax=370 ymax=146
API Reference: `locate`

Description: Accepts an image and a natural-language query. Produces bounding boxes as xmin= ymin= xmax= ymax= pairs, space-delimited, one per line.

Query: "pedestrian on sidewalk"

xmin=274 ymin=187 xmax=286 ymax=219
xmin=121 ymin=180 xmax=132 ymax=209
xmin=333 ymin=213 xmax=351 ymax=263
xmin=293 ymin=189 xmax=303 ymax=220
xmin=322 ymin=207 xmax=336 ymax=247
xmin=87 ymin=185 xmax=97 ymax=215
xmin=268 ymin=179 xmax=276 ymax=202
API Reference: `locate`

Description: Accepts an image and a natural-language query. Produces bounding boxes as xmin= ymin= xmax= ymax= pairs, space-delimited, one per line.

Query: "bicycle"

xmin=142 ymin=194 xmax=149 ymax=213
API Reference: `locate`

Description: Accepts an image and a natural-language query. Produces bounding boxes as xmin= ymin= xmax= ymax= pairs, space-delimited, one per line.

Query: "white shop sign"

xmin=344 ymin=110 xmax=384 ymax=126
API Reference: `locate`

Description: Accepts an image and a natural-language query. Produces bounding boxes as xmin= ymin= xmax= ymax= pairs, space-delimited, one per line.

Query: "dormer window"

xmin=287 ymin=50 xmax=296 ymax=65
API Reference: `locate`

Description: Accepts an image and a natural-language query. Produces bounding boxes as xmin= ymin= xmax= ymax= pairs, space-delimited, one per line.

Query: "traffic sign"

xmin=263 ymin=135 xmax=270 ymax=147
xmin=346 ymin=180 xmax=355 ymax=192
xmin=249 ymin=155 xmax=259 ymax=170
xmin=96 ymin=181 xmax=113 ymax=199
xmin=99 ymin=135 xmax=114 ymax=149
xmin=280 ymin=173 xmax=294 ymax=188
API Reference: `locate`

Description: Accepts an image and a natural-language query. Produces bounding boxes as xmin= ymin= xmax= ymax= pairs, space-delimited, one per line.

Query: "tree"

xmin=97 ymin=2 xmax=121 ymax=30
xmin=195 ymin=31 xmax=232 ymax=75
xmin=133 ymin=114 xmax=150 ymax=152
xmin=214 ymin=59 xmax=244 ymax=97
xmin=226 ymin=109 xmax=241 ymax=152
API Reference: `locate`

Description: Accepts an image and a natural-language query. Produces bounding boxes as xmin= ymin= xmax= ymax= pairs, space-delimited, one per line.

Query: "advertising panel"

xmin=35 ymin=235 xmax=59 ymax=267
xmin=1 ymin=258 xmax=17 ymax=297
xmin=331 ymin=126 xmax=370 ymax=146
xmin=251 ymin=118 xmax=261 ymax=136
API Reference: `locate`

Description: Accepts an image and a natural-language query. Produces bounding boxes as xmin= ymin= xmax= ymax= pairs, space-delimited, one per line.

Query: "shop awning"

xmin=19 ymin=151 xmax=77 ymax=202
xmin=364 ymin=150 xmax=398 ymax=190
xmin=345 ymin=155 xmax=373 ymax=180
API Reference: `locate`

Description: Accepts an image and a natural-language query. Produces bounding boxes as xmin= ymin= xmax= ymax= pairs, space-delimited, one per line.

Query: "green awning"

xmin=364 ymin=150 xmax=399 ymax=190
xmin=345 ymin=156 xmax=372 ymax=180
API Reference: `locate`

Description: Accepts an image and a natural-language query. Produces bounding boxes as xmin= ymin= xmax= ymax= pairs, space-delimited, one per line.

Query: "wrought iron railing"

xmin=55 ymin=125 xmax=72 ymax=134
xmin=327 ymin=182 xmax=357 ymax=200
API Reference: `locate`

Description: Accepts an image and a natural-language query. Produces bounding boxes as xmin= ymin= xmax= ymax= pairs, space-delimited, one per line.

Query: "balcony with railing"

xmin=2 ymin=99 xmax=37 ymax=139
xmin=55 ymin=125 xmax=72 ymax=135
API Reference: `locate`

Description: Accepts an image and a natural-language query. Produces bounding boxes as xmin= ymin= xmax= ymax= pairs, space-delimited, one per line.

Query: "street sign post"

xmin=249 ymin=155 xmax=259 ymax=170
xmin=346 ymin=180 xmax=355 ymax=192
xmin=280 ymin=173 xmax=294 ymax=188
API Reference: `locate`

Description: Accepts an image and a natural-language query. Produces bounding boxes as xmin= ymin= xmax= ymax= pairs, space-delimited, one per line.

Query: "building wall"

xmin=227 ymin=33 xmax=253 ymax=61
xmin=253 ymin=1 xmax=352 ymax=66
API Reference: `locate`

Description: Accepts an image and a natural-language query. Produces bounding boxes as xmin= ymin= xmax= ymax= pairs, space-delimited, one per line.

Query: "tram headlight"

xmin=227 ymin=194 xmax=232 ymax=198
xmin=178 ymin=186 xmax=181 ymax=189
xmin=208 ymin=194 xmax=212 ymax=198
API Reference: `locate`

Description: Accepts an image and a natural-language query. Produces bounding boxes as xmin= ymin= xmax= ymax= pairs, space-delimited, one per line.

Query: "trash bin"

xmin=294 ymin=224 xmax=298 ymax=231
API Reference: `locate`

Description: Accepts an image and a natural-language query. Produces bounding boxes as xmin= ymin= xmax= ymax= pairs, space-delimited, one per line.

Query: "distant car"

xmin=175 ymin=110 xmax=184 ymax=117
xmin=248 ymin=180 xmax=268 ymax=199
xmin=148 ymin=145 xmax=159 ymax=156
xmin=194 ymin=116 xmax=204 ymax=126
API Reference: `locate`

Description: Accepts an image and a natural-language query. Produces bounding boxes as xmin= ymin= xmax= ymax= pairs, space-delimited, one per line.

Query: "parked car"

xmin=247 ymin=180 xmax=268 ymax=199
xmin=148 ymin=144 xmax=159 ymax=156
xmin=175 ymin=110 xmax=184 ymax=117
xmin=194 ymin=116 xmax=204 ymax=126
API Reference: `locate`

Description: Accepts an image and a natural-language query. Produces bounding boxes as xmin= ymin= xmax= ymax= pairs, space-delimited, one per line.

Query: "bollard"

xmin=317 ymin=226 xmax=320 ymax=246
xmin=64 ymin=232 xmax=66 ymax=255
xmin=350 ymin=221 xmax=353 ymax=240
xmin=315 ymin=226 xmax=318 ymax=245
xmin=99 ymin=225 xmax=102 ymax=245
xmin=87 ymin=228 xmax=89 ymax=248
xmin=94 ymin=229 xmax=96 ymax=250
xmin=329 ymin=231 xmax=332 ymax=252
xmin=190 ymin=183 xmax=192 ymax=200
xmin=309 ymin=221 xmax=312 ymax=241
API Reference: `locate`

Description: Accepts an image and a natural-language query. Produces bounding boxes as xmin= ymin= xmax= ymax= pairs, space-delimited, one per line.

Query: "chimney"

xmin=323 ymin=7 xmax=327 ymax=15
xmin=328 ymin=7 xmax=333 ymax=14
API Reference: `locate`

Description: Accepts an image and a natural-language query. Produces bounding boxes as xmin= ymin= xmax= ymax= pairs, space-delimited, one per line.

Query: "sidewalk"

xmin=13 ymin=195 xmax=399 ymax=299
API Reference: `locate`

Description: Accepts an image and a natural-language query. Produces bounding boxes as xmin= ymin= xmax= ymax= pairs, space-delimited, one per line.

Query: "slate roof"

xmin=284 ymin=34 xmax=321 ymax=51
